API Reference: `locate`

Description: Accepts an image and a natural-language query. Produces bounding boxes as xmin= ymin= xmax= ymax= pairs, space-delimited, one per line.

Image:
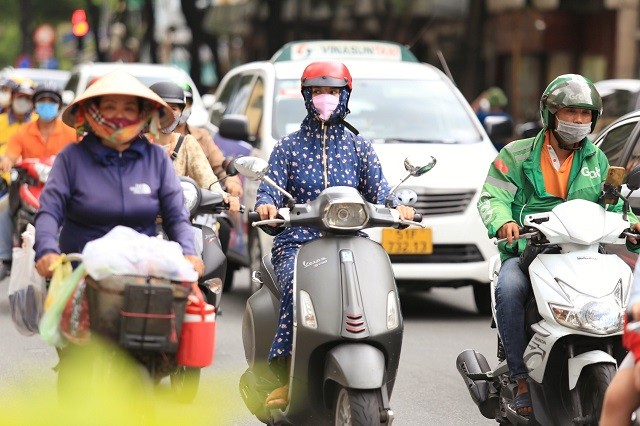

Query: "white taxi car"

xmin=211 ymin=40 xmax=499 ymax=313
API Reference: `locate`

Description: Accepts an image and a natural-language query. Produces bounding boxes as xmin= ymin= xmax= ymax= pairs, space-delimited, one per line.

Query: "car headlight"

xmin=550 ymin=301 xmax=623 ymax=334
xmin=180 ymin=180 xmax=200 ymax=214
xmin=323 ymin=202 xmax=367 ymax=230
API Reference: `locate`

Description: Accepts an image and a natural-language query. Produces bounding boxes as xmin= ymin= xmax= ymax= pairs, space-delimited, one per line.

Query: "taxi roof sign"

xmin=271 ymin=40 xmax=418 ymax=63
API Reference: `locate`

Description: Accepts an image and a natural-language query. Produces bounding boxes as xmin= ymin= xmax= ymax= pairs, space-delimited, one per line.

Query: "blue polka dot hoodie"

xmin=255 ymin=85 xmax=393 ymax=250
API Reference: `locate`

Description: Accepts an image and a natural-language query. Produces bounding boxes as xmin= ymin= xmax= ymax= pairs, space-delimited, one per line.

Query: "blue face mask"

xmin=35 ymin=101 xmax=59 ymax=122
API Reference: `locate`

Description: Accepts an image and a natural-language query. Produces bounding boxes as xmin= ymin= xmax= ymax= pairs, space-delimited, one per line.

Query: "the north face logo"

xmin=130 ymin=183 xmax=151 ymax=195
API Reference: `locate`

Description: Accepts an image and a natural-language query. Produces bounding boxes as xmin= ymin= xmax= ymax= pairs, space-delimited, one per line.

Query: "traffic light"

xmin=71 ymin=9 xmax=89 ymax=38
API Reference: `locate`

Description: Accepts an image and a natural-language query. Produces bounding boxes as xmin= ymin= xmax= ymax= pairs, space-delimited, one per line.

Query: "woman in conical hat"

xmin=34 ymin=69 xmax=204 ymax=277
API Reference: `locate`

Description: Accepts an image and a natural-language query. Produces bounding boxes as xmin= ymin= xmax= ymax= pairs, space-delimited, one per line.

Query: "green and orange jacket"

xmin=477 ymin=130 xmax=639 ymax=261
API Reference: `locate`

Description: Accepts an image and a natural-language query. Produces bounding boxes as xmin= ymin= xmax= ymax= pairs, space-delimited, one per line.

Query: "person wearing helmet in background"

xmin=472 ymin=86 xmax=514 ymax=151
xmin=0 ymin=78 xmax=17 ymax=114
xmin=147 ymin=81 xmax=240 ymax=212
xmin=175 ymin=83 xmax=243 ymax=197
xmin=1 ymin=82 xmax=77 ymax=172
xmin=0 ymin=78 xmax=36 ymax=278
xmin=255 ymin=61 xmax=416 ymax=410
xmin=477 ymin=74 xmax=640 ymax=419
xmin=0 ymin=79 xmax=36 ymax=155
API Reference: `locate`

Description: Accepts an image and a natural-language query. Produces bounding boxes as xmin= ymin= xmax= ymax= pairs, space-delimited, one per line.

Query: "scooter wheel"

xmin=170 ymin=366 xmax=201 ymax=403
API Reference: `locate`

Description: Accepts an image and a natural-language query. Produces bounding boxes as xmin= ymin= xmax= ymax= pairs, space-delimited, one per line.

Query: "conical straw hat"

xmin=62 ymin=69 xmax=174 ymax=129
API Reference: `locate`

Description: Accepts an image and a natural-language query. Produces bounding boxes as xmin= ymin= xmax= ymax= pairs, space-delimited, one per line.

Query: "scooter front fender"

xmin=567 ymin=350 xmax=617 ymax=390
xmin=324 ymin=344 xmax=385 ymax=389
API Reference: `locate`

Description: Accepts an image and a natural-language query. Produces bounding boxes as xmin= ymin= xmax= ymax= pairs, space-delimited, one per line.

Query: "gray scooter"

xmin=234 ymin=155 xmax=436 ymax=425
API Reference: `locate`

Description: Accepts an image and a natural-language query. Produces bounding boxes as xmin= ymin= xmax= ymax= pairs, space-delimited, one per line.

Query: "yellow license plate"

xmin=381 ymin=228 xmax=433 ymax=255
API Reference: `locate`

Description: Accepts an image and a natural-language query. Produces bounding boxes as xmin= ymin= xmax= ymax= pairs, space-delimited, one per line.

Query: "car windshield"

xmin=273 ymin=79 xmax=482 ymax=143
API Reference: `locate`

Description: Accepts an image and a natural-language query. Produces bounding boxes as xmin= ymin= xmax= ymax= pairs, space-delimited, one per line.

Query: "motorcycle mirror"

xmin=404 ymin=156 xmax=437 ymax=177
xmin=627 ymin=166 xmax=640 ymax=191
xmin=233 ymin=156 xmax=296 ymax=207
xmin=233 ymin=156 xmax=269 ymax=181
xmin=386 ymin=156 xmax=437 ymax=207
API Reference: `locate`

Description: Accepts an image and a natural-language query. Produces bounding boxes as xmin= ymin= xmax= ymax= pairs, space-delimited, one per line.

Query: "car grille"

xmin=409 ymin=188 xmax=476 ymax=216
xmin=389 ymin=244 xmax=484 ymax=263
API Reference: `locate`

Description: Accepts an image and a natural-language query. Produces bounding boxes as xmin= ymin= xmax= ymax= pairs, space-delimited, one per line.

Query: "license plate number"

xmin=381 ymin=228 xmax=433 ymax=255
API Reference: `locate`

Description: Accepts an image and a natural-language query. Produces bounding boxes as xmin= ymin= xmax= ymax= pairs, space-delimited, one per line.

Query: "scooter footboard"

xmin=324 ymin=344 xmax=385 ymax=389
xmin=456 ymin=349 xmax=498 ymax=419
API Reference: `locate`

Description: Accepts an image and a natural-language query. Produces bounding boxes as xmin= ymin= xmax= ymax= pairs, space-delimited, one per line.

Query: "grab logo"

xmin=581 ymin=166 xmax=600 ymax=179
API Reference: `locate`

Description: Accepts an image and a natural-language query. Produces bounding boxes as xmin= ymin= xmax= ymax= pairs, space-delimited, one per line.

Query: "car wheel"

xmin=473 ymin=282 xmax=492 ymax=315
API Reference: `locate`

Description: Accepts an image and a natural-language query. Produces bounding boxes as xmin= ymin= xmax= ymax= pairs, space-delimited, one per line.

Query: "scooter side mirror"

xmin=233 ymin=156 xmax=269 ymax=181
xmin=627 ymin=166 xmax=640 ymax=192
xmin=404 ymin=155 xmax=437 ymax=177
xmin=233 ymin=156 xmax=296 ymax=207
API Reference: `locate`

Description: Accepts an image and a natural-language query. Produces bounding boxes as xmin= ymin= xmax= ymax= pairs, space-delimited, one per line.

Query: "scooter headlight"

xmin=323 ymin=202 xmax=367 ymax=230
xmin=180 ymin=179 xmax=200 ymax=214
xmin=550 ymin=301 xmax=623 ymax=334
xmin=34 ymin=163 xmax=52 ymax=183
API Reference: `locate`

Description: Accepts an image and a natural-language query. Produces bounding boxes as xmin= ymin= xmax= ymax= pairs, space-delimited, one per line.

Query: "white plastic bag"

xmin=7 ymin=224 xmax=47 ymax=336
xmin=82 ymin=226 xmax=198 ymax=282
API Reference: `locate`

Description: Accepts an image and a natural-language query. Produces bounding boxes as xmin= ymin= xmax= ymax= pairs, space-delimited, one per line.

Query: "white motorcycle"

xmin=457 ymin=166 xmax=640 ymax=425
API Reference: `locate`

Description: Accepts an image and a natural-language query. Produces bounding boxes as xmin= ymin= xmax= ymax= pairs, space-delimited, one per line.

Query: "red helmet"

xmin=301 ymin=61 xmax=352 ymax=91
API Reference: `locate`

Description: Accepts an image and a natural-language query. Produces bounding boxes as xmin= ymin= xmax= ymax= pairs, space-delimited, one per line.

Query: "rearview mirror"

xmin=233 ymin=156 xmax=269 ymax=181
xmin=627 ymin=166 xmax=640 ymax=191
xmin=404 ymin=156 xmax=437 ymax=177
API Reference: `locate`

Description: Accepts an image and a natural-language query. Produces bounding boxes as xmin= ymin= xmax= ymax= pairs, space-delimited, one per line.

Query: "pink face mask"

xmin=312 ymin=94 xmax=339 ymax=121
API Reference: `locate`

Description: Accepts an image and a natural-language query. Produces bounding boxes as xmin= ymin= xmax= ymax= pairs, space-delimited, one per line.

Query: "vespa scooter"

xmin=234 ymin=155 xmax=435 ymax=425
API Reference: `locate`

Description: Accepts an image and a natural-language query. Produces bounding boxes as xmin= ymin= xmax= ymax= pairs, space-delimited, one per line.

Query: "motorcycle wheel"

xmin=170 ymin=366 xmax=201 ymax=403
xmin=575 ymin=363 xmax=615 ymax=425
xmin=333 ymin=386 xmax=383 ymax=426
xmin=248 ymin=228 xmax=262 ymax=294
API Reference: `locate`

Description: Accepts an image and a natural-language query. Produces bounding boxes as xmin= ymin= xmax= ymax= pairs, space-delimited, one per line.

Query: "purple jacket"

xmin=34 ymin=133 xmax=196 ymax=260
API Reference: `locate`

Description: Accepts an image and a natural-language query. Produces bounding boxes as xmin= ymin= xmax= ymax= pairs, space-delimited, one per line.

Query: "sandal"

xmin=514 ymin=390 xmax=532 ymax=417
xmin=265 ymin=384 xmax=289 ymax=410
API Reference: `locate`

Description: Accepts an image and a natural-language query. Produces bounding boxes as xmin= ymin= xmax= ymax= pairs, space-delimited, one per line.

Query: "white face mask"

xmin=160 ymin=111 xmax=181 ymax=134
xmin=0 ymin=91 xmax=10 ymax=108
xmin=178 ymin=107 xmax=191 ymax=125
xmin=555 ymin=118 xmax=591 ymax=144
xmin=12 ymin=98 xmax=33 ymax=115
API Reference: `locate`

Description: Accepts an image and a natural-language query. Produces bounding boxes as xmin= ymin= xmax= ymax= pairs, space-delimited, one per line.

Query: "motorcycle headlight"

xmin=323 ymin=202 xmax=367 ymax=230
xmin=550 ymin=301 xmax=623 ymax=334
xmin=34 ymin=163 xmax=52 ymax=183
xmin=180 ymin=180 xmax=200 ymax=214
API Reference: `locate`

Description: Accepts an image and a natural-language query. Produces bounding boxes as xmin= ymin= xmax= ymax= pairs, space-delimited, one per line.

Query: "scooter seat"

xmin=262 ymin=253 xmax=282 ymax=298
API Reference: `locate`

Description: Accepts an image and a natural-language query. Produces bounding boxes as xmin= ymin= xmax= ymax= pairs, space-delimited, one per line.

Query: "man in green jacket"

xmin=477 ymin=74 xmax=640 ymax=418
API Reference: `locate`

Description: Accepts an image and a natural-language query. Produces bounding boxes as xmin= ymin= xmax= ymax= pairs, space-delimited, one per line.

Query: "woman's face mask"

xmin=555 ymin=118 xmax=591 ymax=144
xmin=35 ymin=101 xmax=60 ymax=122
xmin=312 ymin=94 xmax=340 ymax=121
xmin=178 ymin=107 xmax=191 ymax=125
xmin=12 ymin=97 xmax=33 ymax=115
xmin=161 ymin=110 xmax=182 ymax=134
xmin=85 ymin=102 xmax=148 ymax=146
xmin=0 ymin=90 xmax=11 ymax=108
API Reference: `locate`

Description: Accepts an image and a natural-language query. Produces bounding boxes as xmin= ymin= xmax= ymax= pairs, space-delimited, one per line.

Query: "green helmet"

xmin=539 ymin=74 xmax=602 ymax=132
